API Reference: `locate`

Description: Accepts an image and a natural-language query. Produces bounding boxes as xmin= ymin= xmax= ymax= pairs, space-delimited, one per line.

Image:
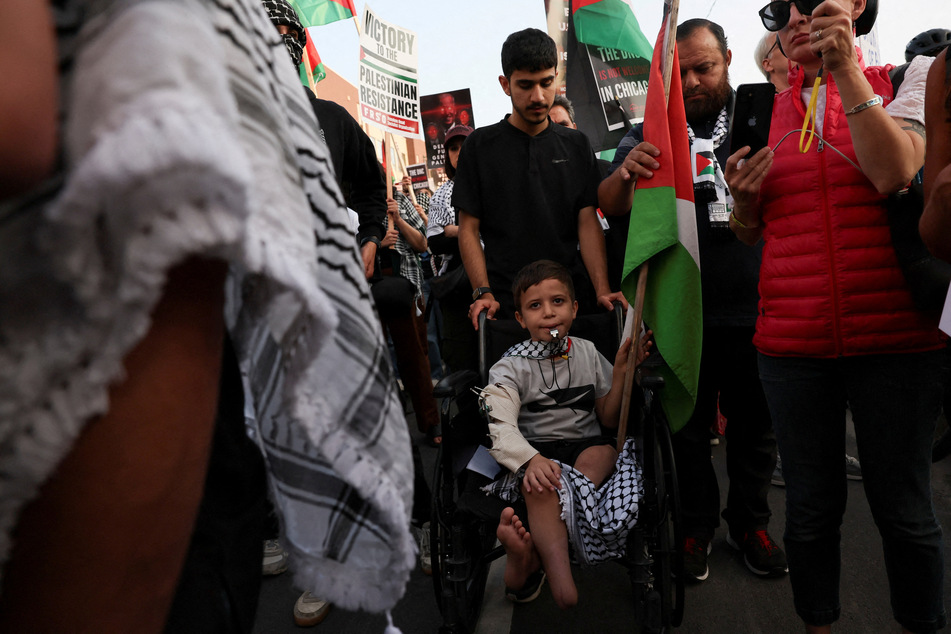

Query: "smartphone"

xmin=730 ymin=83 xmax=775 ymax=158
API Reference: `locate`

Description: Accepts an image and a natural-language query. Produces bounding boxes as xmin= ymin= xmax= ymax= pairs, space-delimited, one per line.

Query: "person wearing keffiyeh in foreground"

xmin=478 ymin=260 xmax=642 ymax=610
xmin=0 ymin=0 xmax=414 ymax=631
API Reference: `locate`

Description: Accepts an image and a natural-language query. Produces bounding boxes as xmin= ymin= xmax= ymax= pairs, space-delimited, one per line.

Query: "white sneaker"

xmin=262 ymin=539 xmax=288 ymax=576
xmin=294 ymin=592 xmax=331 ymax=627
xmin=845 ymin=454 xmax=862 ymax=481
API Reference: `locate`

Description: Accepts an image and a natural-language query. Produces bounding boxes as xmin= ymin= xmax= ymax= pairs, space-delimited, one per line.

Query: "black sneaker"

xmin=727 ymin=529 xmax=788 ymax=577
xmin=682 ymin=536 xmax=711 ymax=582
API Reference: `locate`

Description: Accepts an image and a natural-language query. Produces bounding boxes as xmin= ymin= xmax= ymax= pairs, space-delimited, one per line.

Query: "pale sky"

xmin=309 ymin=0 xmax=951 ymax=128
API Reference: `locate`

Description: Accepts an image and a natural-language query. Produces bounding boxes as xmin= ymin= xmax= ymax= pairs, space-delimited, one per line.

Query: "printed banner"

xmin=407 ymin=163 xmax=430 ymax=195
xmin=584 ymin=44 xmax=649 ymax=131
xmin=545 ymin=0 xmax=570 ymax=95
xmin=358 ymin=5 xmax=422 ymax=138
xmin=420 ymin=88 xmax=474 ymax=170
xmin=566 ymin=0 xmax=652 ymax=152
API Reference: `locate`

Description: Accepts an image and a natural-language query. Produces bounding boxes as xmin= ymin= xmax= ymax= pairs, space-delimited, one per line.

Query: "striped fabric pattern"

xmin=0 ymin=0 xmax=414 ymax=612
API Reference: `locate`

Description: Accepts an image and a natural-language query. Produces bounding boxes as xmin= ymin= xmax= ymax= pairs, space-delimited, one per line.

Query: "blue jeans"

xmin=758 ymin=351 xmax=946 ymax=632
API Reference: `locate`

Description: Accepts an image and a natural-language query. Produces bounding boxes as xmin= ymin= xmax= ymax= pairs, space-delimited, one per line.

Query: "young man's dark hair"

xmin=500 ymin=28 xmax=558 ymax=78
xmin=512 ymin=259 xmax=576 ymax=312
xmin=677 ymin=18 xmax=728 ymax=59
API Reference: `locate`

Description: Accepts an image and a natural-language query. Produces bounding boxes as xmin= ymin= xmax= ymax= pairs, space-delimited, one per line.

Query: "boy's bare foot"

xmin=497 ymin=507 xmax=540 ymax=592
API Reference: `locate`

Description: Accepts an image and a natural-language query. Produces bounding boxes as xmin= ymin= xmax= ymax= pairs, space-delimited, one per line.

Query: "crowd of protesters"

xmin=2 ymin=0 xmax=950 ymax=632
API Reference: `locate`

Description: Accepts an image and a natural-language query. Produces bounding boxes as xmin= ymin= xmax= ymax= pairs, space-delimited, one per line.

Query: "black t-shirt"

xmin=608 ymin=102 xmax=762 ymax=328
xmin=452 ymin=116 xmax=601 ymax=315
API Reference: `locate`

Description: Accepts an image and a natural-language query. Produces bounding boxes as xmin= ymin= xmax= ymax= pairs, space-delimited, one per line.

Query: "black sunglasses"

xmin=759 ymin=0 xmax=824 ymax=31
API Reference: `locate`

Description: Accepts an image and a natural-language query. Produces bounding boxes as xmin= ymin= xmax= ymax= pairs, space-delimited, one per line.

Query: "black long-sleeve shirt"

xmin=306 ymin=90 xmax=385 ymax=244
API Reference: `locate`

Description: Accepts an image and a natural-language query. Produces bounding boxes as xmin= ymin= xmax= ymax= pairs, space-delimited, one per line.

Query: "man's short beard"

xmin=684 ymin=71 xmax=731 ymax=124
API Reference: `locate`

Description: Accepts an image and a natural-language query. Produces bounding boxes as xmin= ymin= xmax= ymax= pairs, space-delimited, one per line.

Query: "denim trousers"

xmin=758 ymin=350 xmax=946 ymax=632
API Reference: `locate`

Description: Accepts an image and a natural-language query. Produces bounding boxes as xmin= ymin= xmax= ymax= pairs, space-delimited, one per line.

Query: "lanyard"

xmin=799 ymin=66 xmax=825 ymax=153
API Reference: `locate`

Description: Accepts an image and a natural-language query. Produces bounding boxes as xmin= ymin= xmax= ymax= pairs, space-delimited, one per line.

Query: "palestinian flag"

xmin=622 ymin=3 xmax=702 ymax=432
xmin=572 ymin=0 xmax=652 ymax=59
xmin=300 ymin=34 xmax=326 ymax=89
xmin=695 ymin=151 xmax=715 ymax=178
xmin=290 ymin=0 xmax=355 ymax=27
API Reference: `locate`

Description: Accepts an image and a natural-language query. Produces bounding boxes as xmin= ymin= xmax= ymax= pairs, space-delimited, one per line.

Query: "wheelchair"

xmin=429 ymin=303 xmax=684 ymax=633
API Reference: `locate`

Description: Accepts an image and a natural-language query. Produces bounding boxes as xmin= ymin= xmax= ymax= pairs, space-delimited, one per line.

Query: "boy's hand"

xmin=614 ymin=336 xmax=633 ymax=370
xmin=635 ymin=329 xmax=653 ymax=367
xmin=523 ymin=454 xmax=561 ymax=494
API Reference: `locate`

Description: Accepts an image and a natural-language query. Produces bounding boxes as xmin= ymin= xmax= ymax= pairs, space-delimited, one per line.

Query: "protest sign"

xmin=358 ymin=5 xmax=422 ymax=138
xmin=545 ymin=0 xmax=570 ymax=95
xmin=566 ymin=0 xmax=651 ymax=152
xmin=407 ymin=163 xmax=430 ymax=195
xmin=420 ymin=88 xmax=474 ymax=171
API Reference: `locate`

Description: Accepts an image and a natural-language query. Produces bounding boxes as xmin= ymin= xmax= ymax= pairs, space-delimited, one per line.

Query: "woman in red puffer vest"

xmin=724 ymin=0 xmax=946 ymax=632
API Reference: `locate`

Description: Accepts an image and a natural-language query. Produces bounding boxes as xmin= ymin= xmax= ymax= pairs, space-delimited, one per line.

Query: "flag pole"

xmin=616 ymin=0 xmax=680 ymax=453
xmin=391 ymin=138 xmax=418 ymax=206
xmin=385 ymin=133 xmax=395 ymax=196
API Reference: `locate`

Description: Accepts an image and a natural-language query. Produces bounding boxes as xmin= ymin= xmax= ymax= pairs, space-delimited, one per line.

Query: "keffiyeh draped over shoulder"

xmin=483 ymin=438 xmax=643 ymax=565
xmin=0 ymin=0 xmax=414 ymax=613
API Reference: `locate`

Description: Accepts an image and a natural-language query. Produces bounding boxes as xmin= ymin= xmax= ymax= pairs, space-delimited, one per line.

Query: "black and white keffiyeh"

xmin=261 ymin=0 xmax=307 ymax=65
xmin=482 ymin=438 xmax=643 ymax=565
xmin=391 ymin=192 xmax=426 ymax=302
xmin=0 ymin=0 xmax=414 ymax=617
xmin=503 ymin=336 xmax=572 ymax=360
xmin=686 ymin=105 xmax=732 ymax=225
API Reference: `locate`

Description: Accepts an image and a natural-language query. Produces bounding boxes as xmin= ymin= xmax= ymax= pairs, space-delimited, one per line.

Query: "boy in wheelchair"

xmin=478 ymin=260 xmax=647 ymax=610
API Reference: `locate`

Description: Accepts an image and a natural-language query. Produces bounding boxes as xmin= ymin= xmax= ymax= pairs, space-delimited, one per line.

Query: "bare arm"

xmin=724 ymin=145 xmax=772 ymax=245
xmin=920 ymin=49 xmax=951 ymax=261
xmin=0 ymin=0 xmax=59 ymax=199
xmin=578 ymin=206 xmax=626 ymax=309
xmin=386 ymin=198 xmax=427 ymax=252
xmin=595 ymin=337 xmax=632 ymax=429
xmin=0 ymin=258 xmax=226 ymax=632
xmin=811 ymin=1 xmax=923 ymax=193
xmin=458 ymin=211 xmax=499 ymax=328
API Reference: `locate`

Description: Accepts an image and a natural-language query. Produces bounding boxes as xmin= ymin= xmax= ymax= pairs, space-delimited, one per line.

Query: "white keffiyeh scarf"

xmin=482 ymin=438 xmax=643 ymax=565
xmin=687 ymin=105 xmax=732 ymax=225
xmin=0 ymin=0 xmax=414 ymax=617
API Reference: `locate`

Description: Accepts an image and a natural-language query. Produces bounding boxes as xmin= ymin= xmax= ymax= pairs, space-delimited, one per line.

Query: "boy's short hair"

xmin=501 ymin=28 xmax=557 ymax=79
xmin=512 ymin=260 xmax=575 ymax=312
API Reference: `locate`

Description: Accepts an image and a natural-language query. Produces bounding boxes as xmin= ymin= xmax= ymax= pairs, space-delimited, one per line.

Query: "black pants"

xmin=164 ymin=335 xmax=267 ymax=634
xmin=672 ymin=326 xmax=777 ymax=540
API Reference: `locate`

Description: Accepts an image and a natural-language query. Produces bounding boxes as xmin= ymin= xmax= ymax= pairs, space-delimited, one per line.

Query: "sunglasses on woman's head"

xmin=759 ymin=0 xmax=824 ymax=31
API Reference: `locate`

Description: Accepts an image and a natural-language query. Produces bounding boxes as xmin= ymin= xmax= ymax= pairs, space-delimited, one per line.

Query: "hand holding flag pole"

xmin=616 ymin=0 xmax=681 ymax=453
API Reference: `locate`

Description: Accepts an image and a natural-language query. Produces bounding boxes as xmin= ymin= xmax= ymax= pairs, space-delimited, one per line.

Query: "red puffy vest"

xmin=754 ymin=58 xmax=942 ymax=358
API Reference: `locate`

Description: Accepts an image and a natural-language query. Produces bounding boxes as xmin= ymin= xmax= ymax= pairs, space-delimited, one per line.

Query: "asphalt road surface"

xmin=253 ymin=413 xmax=951 ymax=633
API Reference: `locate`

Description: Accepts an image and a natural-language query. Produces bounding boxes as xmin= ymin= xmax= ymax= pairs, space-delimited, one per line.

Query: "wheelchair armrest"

xmin=636 ymin=345 xmax=666 ymax=390
xmin=433 ymin=369 xmax=480 ymax=400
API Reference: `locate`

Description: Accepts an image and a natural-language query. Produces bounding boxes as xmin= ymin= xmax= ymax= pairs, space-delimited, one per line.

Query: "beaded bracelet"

xmin=730 ymin=210 xmax=759 ymax=230
xmin=845 ymin=95 xmax=883 ymax=116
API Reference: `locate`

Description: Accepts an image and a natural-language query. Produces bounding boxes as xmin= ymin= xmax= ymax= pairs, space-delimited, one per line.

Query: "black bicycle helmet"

xmin=905 ymin=28 xmax=951 ymax=62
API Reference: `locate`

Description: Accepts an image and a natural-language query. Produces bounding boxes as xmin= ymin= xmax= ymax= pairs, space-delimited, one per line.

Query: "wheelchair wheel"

xmin=431 ymin=444 xmax=497 ymax=633
xmin=630 ymin=388 xmax=684 ymax=633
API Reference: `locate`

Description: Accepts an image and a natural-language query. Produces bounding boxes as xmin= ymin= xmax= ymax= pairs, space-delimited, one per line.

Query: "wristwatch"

xmin=472 ymin=287 xmax=493 ymax=301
